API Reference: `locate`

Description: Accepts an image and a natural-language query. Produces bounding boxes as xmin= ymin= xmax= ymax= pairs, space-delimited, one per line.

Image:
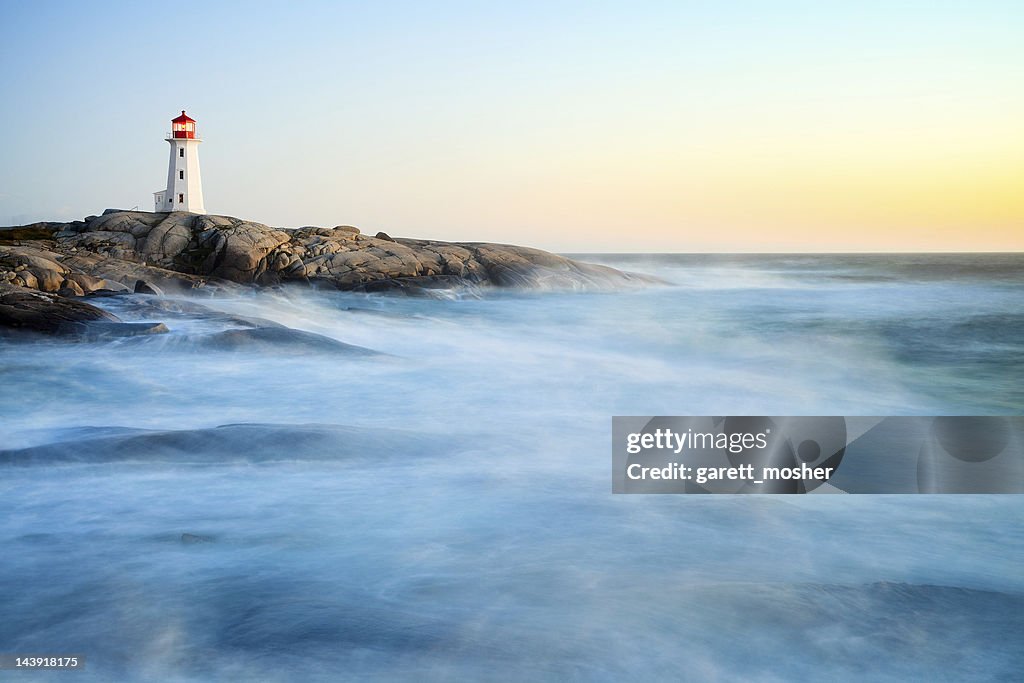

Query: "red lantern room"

xmin=171 ymin=110 xmax=197 ymax=139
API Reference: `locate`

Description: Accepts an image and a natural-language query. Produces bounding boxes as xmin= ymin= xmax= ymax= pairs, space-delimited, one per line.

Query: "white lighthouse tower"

xmin=153 ymin=110 xmax=206 ymax=214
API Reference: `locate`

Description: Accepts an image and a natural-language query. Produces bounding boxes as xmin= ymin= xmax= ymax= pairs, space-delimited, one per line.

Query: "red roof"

xmin=171 ymin=110 xmax=195 ymax=123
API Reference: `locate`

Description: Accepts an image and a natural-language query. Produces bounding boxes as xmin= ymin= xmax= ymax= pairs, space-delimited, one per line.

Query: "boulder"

xmin=0 ymin=283 xmax=119 ymax=334
xmin=62 ymin=321 xmax=170 ymax=339
xmin=138 ymin=213 xmax=194 ymax=263
xmin=66 ymin=272 xmax=109 ymax=293
xmin=57 ymin=279 xmax=85 ymax=297
xmin=62 ymin=253 xmax=233 ymax=294
xmin=92 ymin=278 xmax=131 ymax=293
xmin=196 ymin=326 xmax=378 ymax=355
xmin=134 ymin=279 xmax=164 ymax=295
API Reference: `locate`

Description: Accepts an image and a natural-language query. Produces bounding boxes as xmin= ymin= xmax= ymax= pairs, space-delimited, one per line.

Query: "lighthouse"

xmin=153 ymin=110 xmax=206 ymax=214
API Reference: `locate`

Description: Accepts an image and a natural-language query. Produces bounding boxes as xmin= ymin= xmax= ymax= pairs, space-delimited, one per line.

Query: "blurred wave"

xmin=1 ymin=253 xmax=1022 ymax=681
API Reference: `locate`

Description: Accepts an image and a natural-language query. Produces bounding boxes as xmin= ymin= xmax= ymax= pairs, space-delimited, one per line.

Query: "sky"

xmin=1 ymin=0 xmax=1021 ymax=252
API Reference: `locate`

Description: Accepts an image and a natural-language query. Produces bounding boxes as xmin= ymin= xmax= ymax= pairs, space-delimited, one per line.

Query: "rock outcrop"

xmin=2 ymin=210 xmax=646 ymax=293
xmin=194 ymin=327 xmax=378 ymax=355
xmin=0 ymin=209 xmax=656 ymax=336
xmin=0 ymin=282 xmax=119 ymax=334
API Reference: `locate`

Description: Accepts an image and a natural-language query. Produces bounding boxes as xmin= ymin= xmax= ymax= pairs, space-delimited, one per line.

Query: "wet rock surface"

xmin=194 ymin=326 xmax=379 ymax=355
xmin=0 ymin=283 xmax=120 ymax=334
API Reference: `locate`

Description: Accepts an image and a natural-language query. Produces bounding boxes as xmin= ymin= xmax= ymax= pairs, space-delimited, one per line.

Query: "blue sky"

xmin=2 ymin=1 xmax=1022 ymax=251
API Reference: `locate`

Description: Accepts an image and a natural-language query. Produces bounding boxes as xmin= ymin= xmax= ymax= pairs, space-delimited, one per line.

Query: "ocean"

xmin=1 ymin=253 xmax=1022 ymax=681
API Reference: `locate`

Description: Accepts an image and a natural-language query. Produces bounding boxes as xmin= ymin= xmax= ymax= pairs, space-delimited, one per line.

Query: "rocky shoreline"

xmin=1 ymin=210 xmax=652 ymax=337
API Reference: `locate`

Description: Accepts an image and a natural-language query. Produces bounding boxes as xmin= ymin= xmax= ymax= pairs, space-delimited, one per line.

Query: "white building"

xmin=153 ymin=110 xmax=206 ymax=214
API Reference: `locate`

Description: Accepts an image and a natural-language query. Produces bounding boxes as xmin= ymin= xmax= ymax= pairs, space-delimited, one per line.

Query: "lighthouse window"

xmin=178 ymin=193 xmax=184 ymax=203
xmin=179 ymin=170 xmax=184 ymax=180
xmin=179 ymin=148 xmax=184 ymax=158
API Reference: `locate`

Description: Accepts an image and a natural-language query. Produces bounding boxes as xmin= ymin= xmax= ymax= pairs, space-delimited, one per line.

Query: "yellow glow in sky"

xmin=2 ymin=2 xmax=1022 ymax=252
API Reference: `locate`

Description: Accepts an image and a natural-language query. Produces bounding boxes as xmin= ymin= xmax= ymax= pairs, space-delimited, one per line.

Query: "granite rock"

xmin=0 ymin=282 xmax=120 ymax=334
xmin=2 ymin=210 xmax=657 ymax=294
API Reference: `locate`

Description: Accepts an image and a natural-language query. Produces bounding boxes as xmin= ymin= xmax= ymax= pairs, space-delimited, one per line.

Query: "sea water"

xmin=1 ymin=254 xmax=1022 ymax=681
